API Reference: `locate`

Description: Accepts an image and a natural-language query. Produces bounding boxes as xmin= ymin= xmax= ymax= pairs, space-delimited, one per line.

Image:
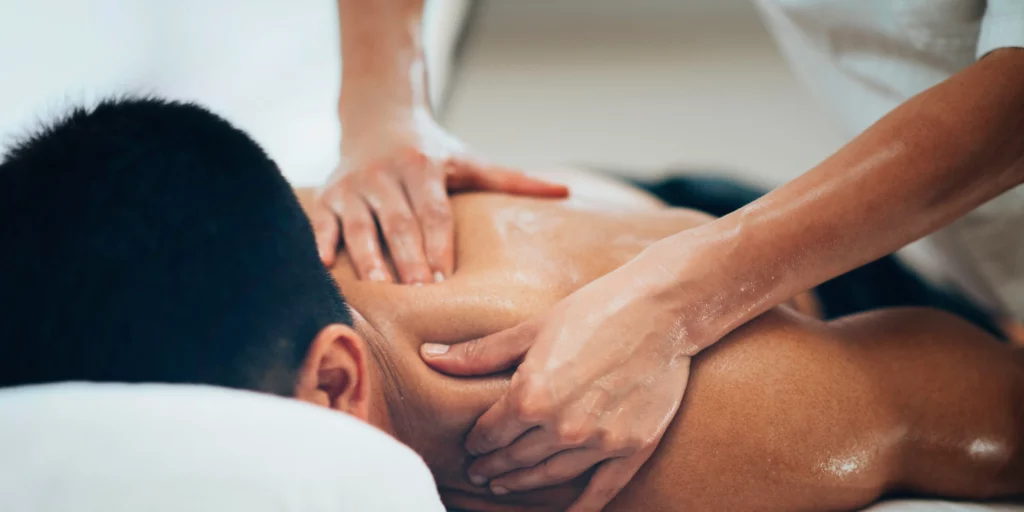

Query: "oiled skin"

xmin=295 ymin=172 xmax=1023 ymax=511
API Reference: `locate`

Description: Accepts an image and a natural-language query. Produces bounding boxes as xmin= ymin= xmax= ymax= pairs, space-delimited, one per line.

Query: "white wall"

xmin=443 ymin=0 xmax=847 ymax=186
xmin=424 ymin=0 xmax=472 ymax=111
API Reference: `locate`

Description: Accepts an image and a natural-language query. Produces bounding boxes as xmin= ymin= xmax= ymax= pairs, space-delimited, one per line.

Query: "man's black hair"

xmin=0 ymin=97 xmax=351 ymax=394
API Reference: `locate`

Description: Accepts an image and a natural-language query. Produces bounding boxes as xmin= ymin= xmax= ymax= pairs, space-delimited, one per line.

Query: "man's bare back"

xmin=296 ymin=171 xmax=1023 ymax=511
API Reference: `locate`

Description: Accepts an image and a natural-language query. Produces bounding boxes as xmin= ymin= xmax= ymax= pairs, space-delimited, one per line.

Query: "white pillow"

xmin=0 ymin=383 xmax=445 ymax=512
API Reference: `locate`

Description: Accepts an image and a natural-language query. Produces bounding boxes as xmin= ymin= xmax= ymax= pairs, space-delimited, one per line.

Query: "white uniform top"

xmin=0 ymin=0 xmax=342 ymax=187
xmin=755 ymin=0 xmax=1024 ymax=320
xmin=0 ymin=0 xmax=457 ymax=188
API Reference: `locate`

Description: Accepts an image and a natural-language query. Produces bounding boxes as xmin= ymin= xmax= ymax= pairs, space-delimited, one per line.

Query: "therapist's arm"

xmin=663 ymin=47 xmax=1024 ymax=347
xmin=312 ymin=0 xmax=567 ymax=281
xmin=421 ymin=48 xmax=1024 ymax=512
xmin=336 ymin=0 xmax=428 ymax=128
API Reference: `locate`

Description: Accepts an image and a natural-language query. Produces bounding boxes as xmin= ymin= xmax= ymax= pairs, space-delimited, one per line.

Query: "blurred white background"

xmin=0 ymin=0 xmax=846 ymax=188
xmin=442 ymin=0 xmax=847 ymax=186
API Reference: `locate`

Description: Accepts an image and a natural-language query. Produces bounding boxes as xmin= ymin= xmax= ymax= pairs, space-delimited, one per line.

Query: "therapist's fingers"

xmin=466 ymin=358 xmax=566 ymax=457
xmin=565 ymin=446 xmax=655 ymax=512
xmin=420 ymin=321 xmax=538 ymax=377
xmin=363 ymin=173 xmax=434 ymax=284
xmin=404 ymin=163 xmax=455 ymax=280
xmin=309 ymin=201 xmax=341 ymax=266
xmin=486 ymin=448 xmax=608 ymax=496
xmin=465 ymin=391 xmax=537 ymax=457
xmin=447 ymin=161 xmax=570 ymax=198
xmin=335 ymin=190 xmax=393 ymax=282
xmin=467 ymin=427 xmax=562 ymax=483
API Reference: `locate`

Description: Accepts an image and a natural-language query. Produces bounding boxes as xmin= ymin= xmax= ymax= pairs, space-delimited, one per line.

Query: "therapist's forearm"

xmin=654 ymin=48 xmax=1024 ymax=350
xmin=337 ymin=0 xmax=430 ymax=127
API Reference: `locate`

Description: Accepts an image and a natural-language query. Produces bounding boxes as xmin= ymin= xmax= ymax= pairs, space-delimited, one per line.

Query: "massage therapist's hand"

xmin=326 ymin=0 xmax=566 ymax=282
xmin=421 ymin=247 xmax=696 ymax=511
xmin=311 ymin=109 xmax=568 ymax=283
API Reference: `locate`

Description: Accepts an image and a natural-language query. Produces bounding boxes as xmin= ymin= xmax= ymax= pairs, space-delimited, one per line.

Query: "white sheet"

xmin=0 ymin=383 xmax=445 ymax=512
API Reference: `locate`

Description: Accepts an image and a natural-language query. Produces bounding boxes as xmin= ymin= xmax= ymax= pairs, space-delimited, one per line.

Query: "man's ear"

xmin=295 ymin=323 xmax=372 ymax=421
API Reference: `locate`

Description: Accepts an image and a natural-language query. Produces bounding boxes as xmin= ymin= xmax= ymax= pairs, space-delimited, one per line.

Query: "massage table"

xmin=1 ymin=383 xmax=1018 ymax=511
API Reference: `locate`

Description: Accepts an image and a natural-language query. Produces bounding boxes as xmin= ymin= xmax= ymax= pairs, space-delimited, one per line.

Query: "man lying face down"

xmin=0 ymin=99 xmax=1021 ymax=511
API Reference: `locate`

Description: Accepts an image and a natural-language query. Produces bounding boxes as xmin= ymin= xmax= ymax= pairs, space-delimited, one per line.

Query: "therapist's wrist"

xmin=339 ymin=73 xmax=430 ymax=123
xmin=620 ymin=241 xmax=719 ymax=355
xmin=634 ymin=224 xmax=772 ymax=353
xmin=338 ymin=0 xmax=429 ymax=114
xmin=339 ymin=105 xmax=440 ymax=156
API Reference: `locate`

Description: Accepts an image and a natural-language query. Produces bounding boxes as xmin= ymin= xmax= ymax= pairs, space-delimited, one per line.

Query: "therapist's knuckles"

xmin=592 ymin=427 xmax=633 ymax=455
xmin=416 ymin=191 xmax=453 ymax=224
xmin=388 ymin=242 xmax=432 ymax=284
xmin=556 ymin=420 xmax=643 ymax=456
xmin=553 ymin=417 xmax=595 ymax=447
xmin=379 ymin=209 xmax=418 ymax=239
xmin=340 ymin=213 xmax=375 ymax=242
xmin=506 ymin=370 xmax=559 ymax=423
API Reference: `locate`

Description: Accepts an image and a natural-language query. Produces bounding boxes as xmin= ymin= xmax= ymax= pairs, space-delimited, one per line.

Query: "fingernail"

xmin=413 ymin=282 xmax=425 ymax=287
xmin=433 ymin=271 xmax=445 ymax=283
xmin=368 ymin=268 xmax=388 ymax=282
xmin=468 ymin=474 xmax=486 ymax=486
xmin=491 ymin=485 xmax=508 ymax=496
xmin=422 ymin=343 xmax=449 ymax=356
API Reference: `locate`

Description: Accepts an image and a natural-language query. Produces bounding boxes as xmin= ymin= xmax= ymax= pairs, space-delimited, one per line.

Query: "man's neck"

xmin=366 ymin=358 xmax=399 ymax=437
xmin=346 ymin=303 xmax=584 ymax=510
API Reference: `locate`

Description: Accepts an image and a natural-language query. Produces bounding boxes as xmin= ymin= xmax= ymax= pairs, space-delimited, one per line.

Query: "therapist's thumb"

xmin=420 ymin=323 xmax=537 ymax=377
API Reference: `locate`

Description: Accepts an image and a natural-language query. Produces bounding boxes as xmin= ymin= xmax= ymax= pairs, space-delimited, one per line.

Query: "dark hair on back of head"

xmin=0 ymin=97 xmax=351 ymax=394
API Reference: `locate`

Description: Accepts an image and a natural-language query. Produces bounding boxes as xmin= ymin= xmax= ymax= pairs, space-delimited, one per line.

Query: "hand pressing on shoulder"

xmin=311 ymin=108 xmax=568 ymax=283
xmin=421 ymin=243 xmax=700 ymax=511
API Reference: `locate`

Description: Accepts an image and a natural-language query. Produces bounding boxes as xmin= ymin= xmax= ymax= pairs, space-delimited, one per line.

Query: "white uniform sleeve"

xmin=977 ymin=0 xmax=1024 ymax=59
